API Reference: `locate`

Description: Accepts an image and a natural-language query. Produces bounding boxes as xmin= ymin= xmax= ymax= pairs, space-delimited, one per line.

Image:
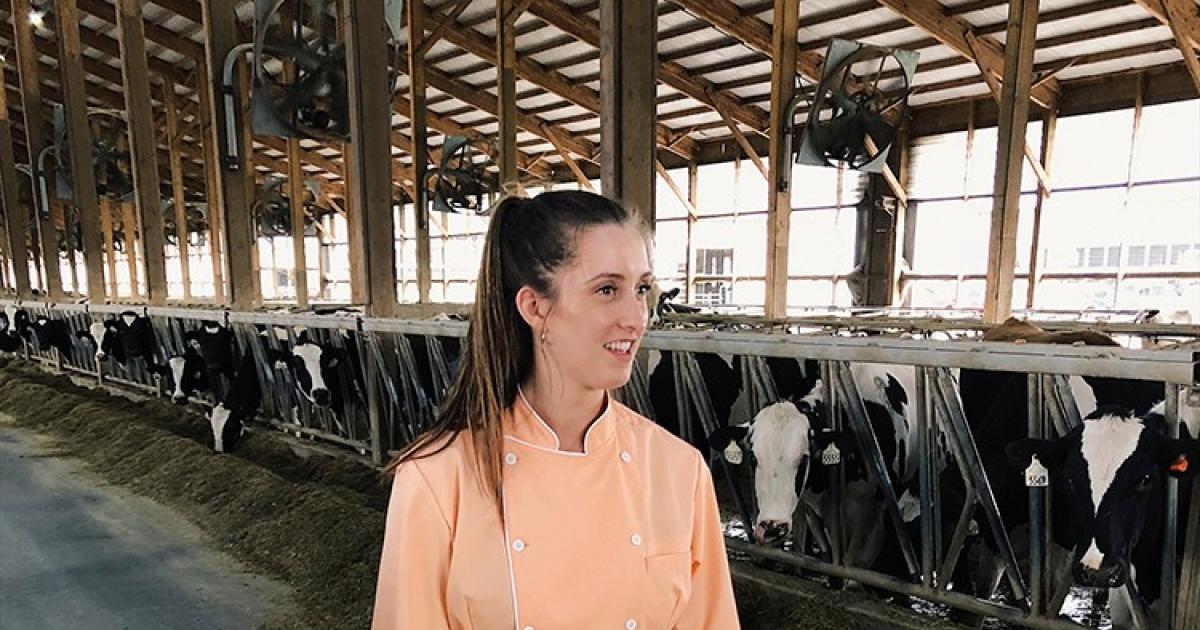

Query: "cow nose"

xmin=172 ymin=394 xmax=188 ymax=404
xmin=753 ymin=520 xmax=790 ymax=546
xmin=311 ymin=388 xmax=331 ymax=407
xmin=1075 ymin=563 xmax=1125 ymax=588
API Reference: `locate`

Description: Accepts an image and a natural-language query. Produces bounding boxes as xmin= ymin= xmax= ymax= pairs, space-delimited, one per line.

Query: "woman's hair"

xmin=386 ymin=190 xmax=644 ymax=511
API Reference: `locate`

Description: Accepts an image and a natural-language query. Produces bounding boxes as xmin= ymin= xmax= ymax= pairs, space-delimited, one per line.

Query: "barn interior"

xmin=0 ymin=1 xmax=1198 ymax=629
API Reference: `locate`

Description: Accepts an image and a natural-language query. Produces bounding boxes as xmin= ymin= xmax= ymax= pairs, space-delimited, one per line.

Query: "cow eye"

xmin=1136 ymin=473 xmax=1154 ymax=490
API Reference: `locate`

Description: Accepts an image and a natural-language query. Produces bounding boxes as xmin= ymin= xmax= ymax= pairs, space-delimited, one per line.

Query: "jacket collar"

xmin=504 ymin=388 xmax=615 ymax=454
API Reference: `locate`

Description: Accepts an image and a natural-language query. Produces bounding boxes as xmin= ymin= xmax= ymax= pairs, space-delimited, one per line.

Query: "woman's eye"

xmin=597 ymin=285 xmax=616 ymax=296
xmin=636 ymin=284 xmax=652 ymax=296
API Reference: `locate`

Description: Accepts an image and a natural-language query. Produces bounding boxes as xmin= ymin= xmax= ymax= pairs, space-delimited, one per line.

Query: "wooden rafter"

xmin=875 ymin=0 xmax=1060 ymax=109
xmin=1154 ymin=0 xmax=1200 ymax=93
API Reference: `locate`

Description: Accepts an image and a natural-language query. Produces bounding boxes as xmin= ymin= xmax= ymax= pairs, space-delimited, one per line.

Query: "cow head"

xmin=205 ymin=402 xmax=246 ymax=453
xmin=708 ymin=391 xmax=844 ymax=546
xmin=1007 ymin=405 xmax=1198 ymax=588
xmin=150 ymin=349 xmax=206 ymax=404
xmin=271 ymin=334 xmax=346 ymax=409
xmin=75 ymin=319 xmax=120 ymax=362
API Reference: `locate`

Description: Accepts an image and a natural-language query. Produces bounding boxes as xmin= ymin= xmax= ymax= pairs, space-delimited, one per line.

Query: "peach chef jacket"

xmin=372 ymin=392 xmax=739 ymax=630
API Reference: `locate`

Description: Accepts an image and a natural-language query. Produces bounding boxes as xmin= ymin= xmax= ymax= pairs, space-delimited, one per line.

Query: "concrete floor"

xmin=0 ymin=422 xmax=294 ymax=630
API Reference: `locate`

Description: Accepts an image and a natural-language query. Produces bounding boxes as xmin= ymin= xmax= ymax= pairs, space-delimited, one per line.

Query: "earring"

xmin=540 ymin=327 xmax=549 ymax=345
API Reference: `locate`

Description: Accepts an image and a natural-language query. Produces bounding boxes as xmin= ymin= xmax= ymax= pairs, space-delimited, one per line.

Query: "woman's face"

xmin=533 ymin=222 xmax=653 ymax=394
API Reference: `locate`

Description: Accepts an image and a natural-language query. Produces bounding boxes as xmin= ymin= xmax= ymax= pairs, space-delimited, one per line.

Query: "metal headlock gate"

xmin=641 ymin=329 xmax=1198 ymax=630
xmin=2 ymin=299 xmax=1197 ymax=628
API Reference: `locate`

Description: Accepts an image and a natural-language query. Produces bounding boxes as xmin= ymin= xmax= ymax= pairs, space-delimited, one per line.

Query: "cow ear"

xmin=1156 ymin=438 xmax=1199 ymax=478
xmin=708 ymin=424 xmax=750 ymax=452
xmin=1006 ymin=438 xmax=1065 ymax=473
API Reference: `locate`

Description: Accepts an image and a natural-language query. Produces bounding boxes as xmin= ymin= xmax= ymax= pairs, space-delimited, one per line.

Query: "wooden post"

xmin=53 ymin=0 xmax=107 ymax=301
xmin=1113 ymin=75 xmax=1145 ymax=309
xmin=0 ymin=61 xmax=32 ymax=298
xmin=192 ymin=61 xmax=225 ymax=302
xmin=121 ymin=201 xmax=140 ymax=298
xmin=496 ymin=0 xmax=519 ymax=193
xmin=200 ymin=0 xmax=255 ymax=308
xmin=1025 ymin=108 xmax=1057 ymax=309
xmin=407 ymin=0 xmax=431 ymax=303
xmin=686 ymin=161 xmax=698 ymax=302
xmin=11 ymin=0 xmax=63 ymax=299
xmin=764 ymin=0 xmax=799 ymax=318
xmin=162 ymin=80 xmax=192 ymax=302
xmin=114 ymin=0 xmax=167 ymax=306
xmin=282 ymin=12 xmax=308 ymax=309
xmin=982 ymin=0 xmax=1039 ymax=324
xmin=100 ymin=196 xmax=118 ymax=299
xmin=345 ymin=0 xmax=397 ymax=466
xmin=599 ymin=0 xmax=656 ymax=225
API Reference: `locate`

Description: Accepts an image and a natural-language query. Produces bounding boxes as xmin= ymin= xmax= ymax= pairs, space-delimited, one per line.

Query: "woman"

xmin=373 ymin=191 xmax=738 ymax=629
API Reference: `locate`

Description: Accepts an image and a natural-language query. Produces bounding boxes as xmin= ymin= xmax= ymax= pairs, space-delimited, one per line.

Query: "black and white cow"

xmin=112 ymin=310 xmax=158 ymax=365
xmin=205 ymin=349 xmax=261 ymax=453
xmin=75 ymin=318 xmax=121 ymax=363
xmin=648 ymin=350 xmax=742 ymax=454
xmin=0 ymin=307 xmax=29 ymax=352
xmin=708 ymin=362 xmax=922 ymax=576
xmin=30 ymin=315 xmax=72 ymax=356
xmin=954 ymin=318 xmax=1198 ymax=627
xmin=153 ymin=344 xmax=208 ymax=404
xmin=268 ymin=328 xmax=364 ymax=426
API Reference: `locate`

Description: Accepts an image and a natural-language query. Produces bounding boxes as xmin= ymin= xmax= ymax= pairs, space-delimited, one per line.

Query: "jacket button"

xmin=512 ymin=539 xmax=526 ymax=552
xmin=625 ymin=620 xmax=637 ymax=630
xmin=631 ymin=534 xmax=641 ymax=546
xmin=620 ymin=451 xmax=632 ymax=462
xmin=505 ymin=452 xmax=518 ymax=465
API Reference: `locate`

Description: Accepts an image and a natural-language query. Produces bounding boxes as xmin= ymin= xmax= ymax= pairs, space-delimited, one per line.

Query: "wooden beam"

xmin=120 ymin=200 xmax=139 ymax=298
xmin=11 ymin=0 xmax=63 ymax=298
xmin=74 ymin=0 xmax=206 ymax=61
xmin=282 ymin=11 xmax=308 ymax=309
xmin=685 ymin=160 xmax=697 ymax=301
xmin=983 ymin=0 xmax=1039 ymax=324
xmin=407 ymin=0 xmax=430 ymax=304
xmin=162 ymin=80 xmax=191 ymax=301
xmin=1133 ymin=0 xmax=1200 ymax=50
xmin=347 ymin=0 xmax=399 ymax=316
xmin=654 ymin=160 xmax=696 ymax=217
xmin=424 ymin=66 xmax=596 ymax=160
xmin=600 ymin=0 xmax=656 ymax=223
xmin=54 ymin=0 xmax=107 ymax=301
xmin=192 ymin=61 xmax=223 ymax=302
xmin=1158 ymin=0 xmax=1200 ymax=93
xmin=200 ymin=0 xmax=255 ymax=308
xmin=546 ymin=128 xmax=593 ymax=190
xmin=496 ymin=0 xmax=519 ymax=192
xmin=100 ymin=195 xmax=118 ymax=297
xmin=877 ymin=0 xmax=1059 ymax=109
xmin=415 ymin=0 xmax=472 ymax=58
xmin=431 ymin=1 xmax=696 ymax=159
xmin=116 ymin=0 xmax=168 ymax=306
xmin=0 ymin=51 xmax=31 ymax=297
xmin=715 ymin=104 xmax=767 ymax=181
xmin=527 ymin=0 xmax=770 ymax=133
xmin=965 ymin=31 xmax=1054 ymax=195
xmin=764 ymin=0 xmax=799 ymax=318
xmin=1025 ymin=108 xmax=1057 ymax=309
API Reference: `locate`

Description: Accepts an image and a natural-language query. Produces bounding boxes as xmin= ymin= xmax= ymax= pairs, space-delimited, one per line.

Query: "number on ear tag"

xmin=723 ymin=443 xmax=743 ymax=465
xmin=821 ymin=443 xmax=841 ymax=466
xmin=1025 ymin=456 xmax=1049 ymax=488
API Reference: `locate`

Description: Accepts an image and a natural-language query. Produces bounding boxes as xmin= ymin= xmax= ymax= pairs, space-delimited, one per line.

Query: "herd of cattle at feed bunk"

xmin=0 ymin=294 xmax=1197 ymax=629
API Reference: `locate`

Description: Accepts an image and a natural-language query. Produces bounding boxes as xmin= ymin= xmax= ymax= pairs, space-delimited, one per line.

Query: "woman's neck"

xmin=520 ymin=375 xmax=607 ymax=453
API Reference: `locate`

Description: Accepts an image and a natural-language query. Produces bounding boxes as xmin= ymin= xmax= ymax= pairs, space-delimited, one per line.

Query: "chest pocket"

xmin=643 ymin=548 xmax=692 ymax=627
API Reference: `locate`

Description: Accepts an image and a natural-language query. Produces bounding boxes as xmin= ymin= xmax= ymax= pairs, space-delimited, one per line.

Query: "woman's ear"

xmin=514 ymin=286 xmax=549 ymax=332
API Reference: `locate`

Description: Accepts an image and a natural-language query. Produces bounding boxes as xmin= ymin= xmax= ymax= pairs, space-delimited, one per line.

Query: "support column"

xmin=685 ymin=161 xmax=697 ymax=301
xmin=53 ymin=0 xmax=106 ymax=301
xmin=283 ymin=12 xmax=307 ymax=308
xmin=496 ymin=0 xmax=519 ymax=193
xmin=115 ymin=0 xmax=167 ymax=305
xmin=764 ymin=0 xmax=799 ymax=318
xmin=200 ymin=0 xmax=255 ymax=308
xmin=346 ymin=0 xmax=397 ymax=317
xmin=11 ymin=0 xmax=63 ymax=299
xmin=162 ymin=80 xmax=191 ymax=301
xmin=0 ymin=61 xmax=32 ymax=298
xmin=1025 ymin=108 xmax=1057 ymax=309
xmin=407 ymin=0 xmax=431 ymax=303
xmin=983 ymin=0 xmax=1039 ymax=323
xmin=599 ymin=0 xmax=656 ymax=225
xmin=193 ymin=62 xmax=225 ymax=302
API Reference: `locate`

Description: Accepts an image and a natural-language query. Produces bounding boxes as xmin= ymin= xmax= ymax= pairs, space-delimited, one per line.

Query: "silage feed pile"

xmin=0 ymin=359 xmax=385 ymax=629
